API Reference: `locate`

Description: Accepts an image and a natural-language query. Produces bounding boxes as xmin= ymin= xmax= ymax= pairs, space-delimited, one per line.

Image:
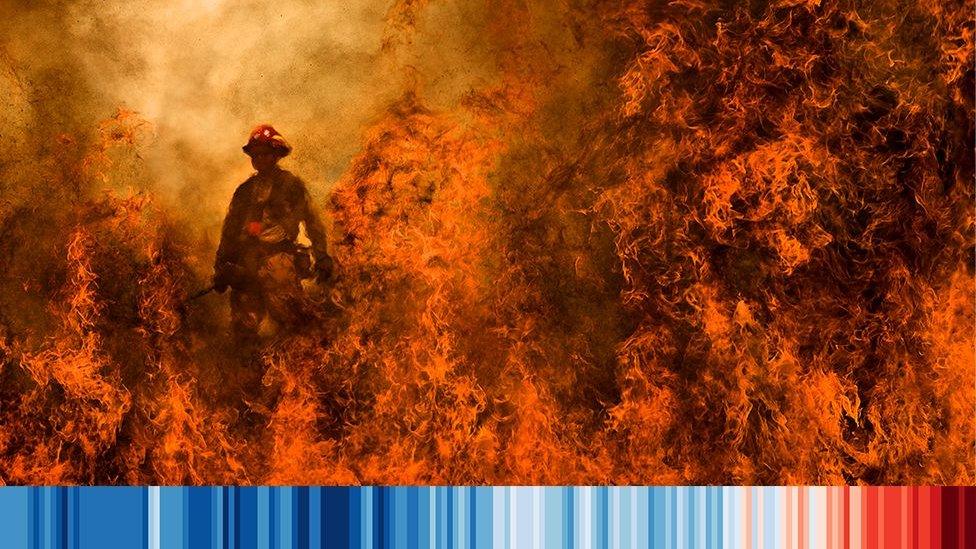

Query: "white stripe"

xmin=630 ymin=489 xmax=639 ymax=549
xmin=581 ymin=488 xmax=591 ymax=549
xmin=533 ymin=488 xmax=542 ymax=549
xmin=149 ymin=486 xmax=160 ymax=549
xmin=756 ymin=488 xmax=763 ymax=549
xmin=810 ymin=487 xmax=824 ymax=549
xmin=491 ymin=489 xmax=503 ymax=549
xmin=505 ymin=486 xmax=518 ymax=549
xmin=771 ymin=488 xmax=781 ymax=549
xmin=433 ymin=489 xmax=440 ymax=549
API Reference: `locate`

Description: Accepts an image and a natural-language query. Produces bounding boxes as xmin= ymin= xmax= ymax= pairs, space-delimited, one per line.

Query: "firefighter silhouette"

xmin=214 ymin=125 xmax=333 ymax=340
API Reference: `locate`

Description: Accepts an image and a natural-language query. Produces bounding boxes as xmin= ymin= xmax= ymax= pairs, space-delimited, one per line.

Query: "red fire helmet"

xmin=242 ymin=125 xmax=292 ymax=157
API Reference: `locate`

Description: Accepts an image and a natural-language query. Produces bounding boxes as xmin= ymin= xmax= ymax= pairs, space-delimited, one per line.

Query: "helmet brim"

xmin=242 ymin=143 xmax=291 ymax=158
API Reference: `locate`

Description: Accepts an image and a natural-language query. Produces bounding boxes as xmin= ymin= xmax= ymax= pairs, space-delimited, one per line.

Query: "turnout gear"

xmin=214 ymin=144 xmax=331 ymax=338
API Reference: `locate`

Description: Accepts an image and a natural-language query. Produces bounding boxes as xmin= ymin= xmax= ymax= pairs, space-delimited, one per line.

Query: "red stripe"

xmin=908 ymin=488 xmax=915 ymax=549
xmin=879 ymin=486 xmax=887 ymax=549
xmin=931 ymin=486 xmax=942 ymax=549
xmin=900 ymin=487 xmax=909 ymax=549
xmin=885 ymin=487 xmax=900 ymax=549
xmin=921 ymin=486 xmax=932 ymax=549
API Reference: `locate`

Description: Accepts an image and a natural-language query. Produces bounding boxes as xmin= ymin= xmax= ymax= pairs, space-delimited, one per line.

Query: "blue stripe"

xmin=408 ymin=487 xmax=419 ymax=549
xmin=73 ymin=489 xmax=80 ymax=549
xmin=309 ymin=489 xmax=321 ymax=549
xmin=0 ymin=487 xmax=29 ymax=549
xmin=220 ymin=487 xmax=230 ymax=549
xmin=257 ymin=488 xmax=268 ymax=549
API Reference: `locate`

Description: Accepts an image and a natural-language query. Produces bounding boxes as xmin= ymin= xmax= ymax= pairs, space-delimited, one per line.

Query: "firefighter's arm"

xmin=298 ymin=182 xmax=333 ymax=281
xmin=214 ymin=185 xmax=247 ymax=291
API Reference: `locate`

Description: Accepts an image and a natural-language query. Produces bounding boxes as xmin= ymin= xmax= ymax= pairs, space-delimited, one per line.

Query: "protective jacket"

xmin=215 ymin=166 xmax=331 ymax=287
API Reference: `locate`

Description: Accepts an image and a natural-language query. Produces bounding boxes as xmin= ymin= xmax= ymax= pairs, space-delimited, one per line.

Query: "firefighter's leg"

xmin=258 ymin=252 xmax=306 ymax=332
xmin=230 ymin=287 xmax=265 ymax=342
xmin=229 ymin=287 xmax=267 ymax=420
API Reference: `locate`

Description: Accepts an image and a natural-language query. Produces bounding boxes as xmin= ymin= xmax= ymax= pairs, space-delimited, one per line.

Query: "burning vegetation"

xmin=0 ymin=0 xmax=973 ymax=485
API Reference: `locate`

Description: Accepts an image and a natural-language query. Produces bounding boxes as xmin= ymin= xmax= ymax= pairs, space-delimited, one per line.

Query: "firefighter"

xmin=213 ymin=125 xmax=333 ymax=340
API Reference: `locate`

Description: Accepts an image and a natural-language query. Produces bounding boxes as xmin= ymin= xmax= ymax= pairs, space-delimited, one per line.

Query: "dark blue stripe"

xmin=297 ymin=487 xmax=309 ymax=549
xmin=385 ymin=487 xmax=393 ymax=549
xmin=467 ymin=489 xmax=475 ymax=549
xmin=142 ymin=487 xmax=149 ymax=549
xmin=446 ymin=488 xmax=454 ymax=549
xmin=189 ymin=487 xmax=211 ymax=549
xmin=60 ymin=487 xmax=68 ymax=549
xmin=270 ymin=488 xmax=277 ymax=549
xmin=373 ymin=488 xmax=383 ymax=549
xmin=34 ymin=486 xmax=40 ymax=549
xmin=235 ymin=487 xmax=242 ymax=549
xmin=322 ymin=487 xmax=350 ymax=549
xmin=242 ymin=487 xmax=259 ymax=549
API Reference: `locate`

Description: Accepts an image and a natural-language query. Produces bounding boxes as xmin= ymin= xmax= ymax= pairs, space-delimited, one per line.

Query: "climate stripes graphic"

xmin=0 ymin=487 xmax=971 ymax=549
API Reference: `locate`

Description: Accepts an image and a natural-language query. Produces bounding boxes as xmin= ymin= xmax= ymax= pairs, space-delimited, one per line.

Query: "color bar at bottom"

xmin=0 ymin=486 xmax=971 ymax=549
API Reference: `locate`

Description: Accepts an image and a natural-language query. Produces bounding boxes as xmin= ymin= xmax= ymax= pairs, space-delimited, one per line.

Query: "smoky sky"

xmin=0 ymin=0 xmax=523 ymax=243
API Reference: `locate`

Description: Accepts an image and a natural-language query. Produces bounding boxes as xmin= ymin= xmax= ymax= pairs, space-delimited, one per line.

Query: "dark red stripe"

xmin=941 ymin=487 xmax=959 ymax=549
xmin=962 ymin=487 xmax=974 ymax=549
